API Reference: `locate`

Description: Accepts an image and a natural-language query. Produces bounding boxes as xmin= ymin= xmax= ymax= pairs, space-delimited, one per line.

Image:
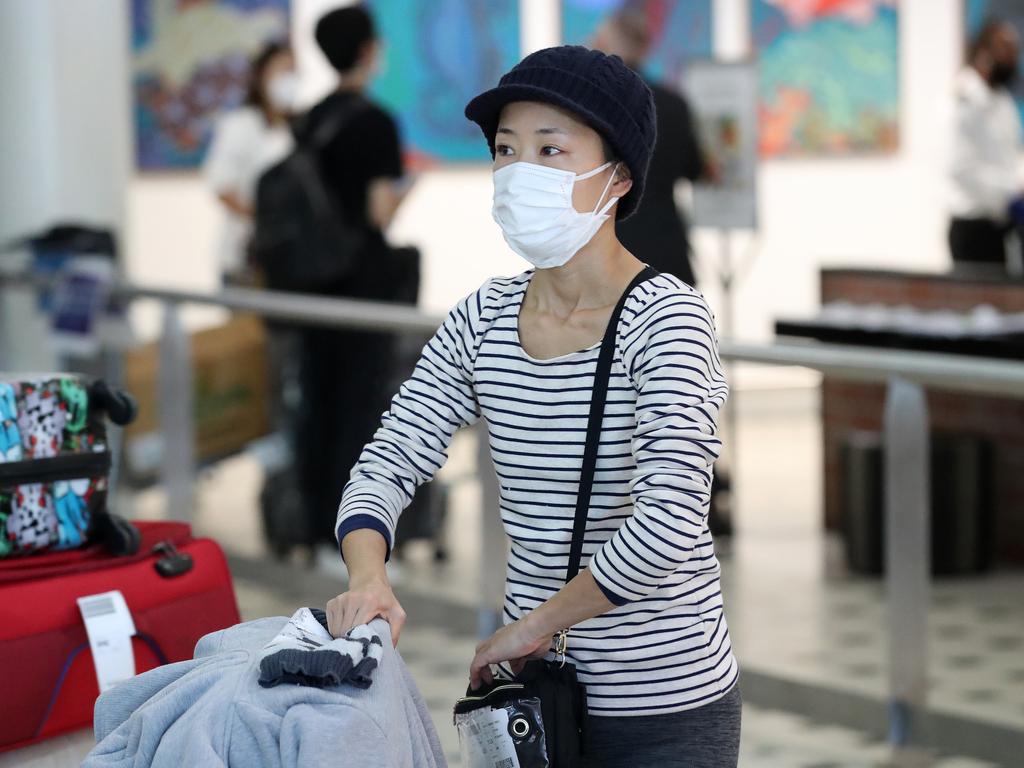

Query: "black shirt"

xmin=616 ymin=79 xmax=704 ymax=286
xmin=299 ymin=90 xmax=405 ymax=298
xmin=304 ymin=90 xmax=403 ymax=235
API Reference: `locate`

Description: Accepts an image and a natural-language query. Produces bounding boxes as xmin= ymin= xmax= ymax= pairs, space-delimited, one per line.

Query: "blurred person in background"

xmin=326 ymin=45 xmax=740 ymax=767
xmin=590 ymin=7 xmax=708 ymax=287
xmin=594 ymin=9 xmax=734 ymax=538
xmin=204 ymin=41 xmax=297 ymax=285
xmin=949 ymin=18 xmax=1024 ymax=270
xmin=294 ymin=4 xmax=414 ymax=553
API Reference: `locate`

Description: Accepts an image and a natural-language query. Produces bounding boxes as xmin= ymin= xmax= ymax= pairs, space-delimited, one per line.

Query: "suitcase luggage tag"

xmin=77 ymin=590 xmax=137 ymax=692
xmin=454 ymin=681 xmax=549 ymax=768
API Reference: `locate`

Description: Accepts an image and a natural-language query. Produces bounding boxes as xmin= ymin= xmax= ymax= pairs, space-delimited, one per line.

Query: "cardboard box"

xmin=123 ymin=314 xmax=270 ymax=477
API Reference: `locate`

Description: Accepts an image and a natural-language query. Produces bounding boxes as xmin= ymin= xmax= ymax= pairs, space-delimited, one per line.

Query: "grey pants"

xmin=583 ymin=685 xmax=742 ymax=768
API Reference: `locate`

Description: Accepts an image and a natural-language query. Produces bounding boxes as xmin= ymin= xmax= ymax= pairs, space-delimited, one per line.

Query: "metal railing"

xmin=6 ymin=277 xmax=1024 ymax=757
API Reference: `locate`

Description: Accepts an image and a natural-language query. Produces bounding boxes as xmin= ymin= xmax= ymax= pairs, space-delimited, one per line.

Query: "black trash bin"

xmin=840 ymin=430 xmax=993 ymax=576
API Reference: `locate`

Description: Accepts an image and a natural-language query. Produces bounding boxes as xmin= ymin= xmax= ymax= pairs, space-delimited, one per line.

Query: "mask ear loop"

xmin=574 ymin=161 xmax=613 ymax=181
xmin=590 ymin=162 xmax=621 ymax=216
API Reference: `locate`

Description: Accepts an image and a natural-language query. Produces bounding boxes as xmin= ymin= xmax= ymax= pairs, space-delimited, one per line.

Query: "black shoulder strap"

xmin=295 ymin=95 xmax=370 ymax=150
xmin=565 ymin=265 xmax=658 ymax=583
xmin=283 ymin=96 xmax=371 ymax=231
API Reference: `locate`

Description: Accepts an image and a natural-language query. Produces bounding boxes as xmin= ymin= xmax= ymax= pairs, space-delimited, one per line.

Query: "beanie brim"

xmin=465 ymin=83 xmax=642 ymax=220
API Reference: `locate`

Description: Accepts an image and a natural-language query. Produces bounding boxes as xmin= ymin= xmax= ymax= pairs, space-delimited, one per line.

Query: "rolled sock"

xmin=258 ymin=607 xmax=383 ymax=689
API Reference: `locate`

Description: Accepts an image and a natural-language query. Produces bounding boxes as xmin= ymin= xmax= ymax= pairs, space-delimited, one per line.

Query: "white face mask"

xmin=491 ymin=161 xmax=620 ymax=269
xmin=266 ymin=72 xmax=298 ymax=112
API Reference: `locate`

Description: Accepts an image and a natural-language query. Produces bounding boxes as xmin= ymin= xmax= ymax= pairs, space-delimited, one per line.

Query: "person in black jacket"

xmin=591 ymin=8 xmax=708 ymax=287
xmin=594 ymin=10 xmax=734 ymax=537
xmin=294 ymin=5 xmax=414 ymax=551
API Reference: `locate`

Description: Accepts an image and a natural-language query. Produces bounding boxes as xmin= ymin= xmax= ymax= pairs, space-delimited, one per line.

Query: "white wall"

xmin=0 ymin=0 xmax=131 ymax=370
xmin=124 ymin=0 xmax=966 ymax=390
xmin=0 ymin=0 xmax=130 ymax=241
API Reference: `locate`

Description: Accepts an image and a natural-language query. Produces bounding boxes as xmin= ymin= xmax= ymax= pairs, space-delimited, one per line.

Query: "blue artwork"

xmin=132 ymin=0 xmax=290 ymax=170
xmin=368 ymin=0 xmax=520 ymax=164
xmin=561 ymin=0 xmax=713 ymax=87
xmin=965 ymin=0 xmax=1024 ymax=128
xmin=753 ymin=0 xmax=899 ymax=157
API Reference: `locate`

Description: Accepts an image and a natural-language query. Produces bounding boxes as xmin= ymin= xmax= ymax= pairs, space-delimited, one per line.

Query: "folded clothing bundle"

xmin=258 ymin=607 xmax=383 ymax=689
xmin=84 ymin=615 xmax=446 ymax=767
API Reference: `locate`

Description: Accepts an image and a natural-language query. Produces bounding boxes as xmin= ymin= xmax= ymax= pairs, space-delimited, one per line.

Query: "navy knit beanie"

xmin=465 ymin=45 xmax=656 ymax=220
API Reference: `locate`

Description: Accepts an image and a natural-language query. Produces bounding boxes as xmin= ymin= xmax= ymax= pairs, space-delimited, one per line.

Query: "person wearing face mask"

xmin=204 ymin=41 xmax=297 ymax=285
xmin=325 ymin=46 xmax=741 ymax=767
xmin=949 ymin=18 xmax=1024 ymax=270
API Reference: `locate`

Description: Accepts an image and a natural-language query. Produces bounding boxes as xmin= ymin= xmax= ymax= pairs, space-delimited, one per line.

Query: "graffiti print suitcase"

xmin=0 ymin=375 xmax=135 ymax=557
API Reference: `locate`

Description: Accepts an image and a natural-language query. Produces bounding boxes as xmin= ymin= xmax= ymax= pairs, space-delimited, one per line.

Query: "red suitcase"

xmin=0 ymin=520 xmax=240 ymax=752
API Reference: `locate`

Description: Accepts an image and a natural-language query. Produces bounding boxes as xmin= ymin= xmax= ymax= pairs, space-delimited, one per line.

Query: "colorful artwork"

xmin=966 ymin=0 xmax=1024 ymax=127
xmin=561 ymin=0 xmax=713 ymax=87
xmin=752 ymin=0 xmax=900 ymax=157
xmin=132 ymin=0 xmax=290 ymax=170
xmin=368 ymin=0 xmax=520 ymax=165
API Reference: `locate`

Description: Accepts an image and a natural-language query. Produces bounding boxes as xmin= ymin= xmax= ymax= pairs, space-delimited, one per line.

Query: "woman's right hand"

xmin=327 ymin=529 xmax=406 ymax=645
xmin=326 ymin=575 xmax=406 ymax=646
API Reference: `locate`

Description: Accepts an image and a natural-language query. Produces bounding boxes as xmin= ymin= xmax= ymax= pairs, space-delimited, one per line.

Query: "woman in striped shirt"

xmin=326 ymin=46 xmax=741 ymax=766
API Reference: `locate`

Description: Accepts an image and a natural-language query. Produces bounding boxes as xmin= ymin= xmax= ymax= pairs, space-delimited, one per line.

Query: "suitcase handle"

xmin=89 ymin=380 xmax=138 ymax=426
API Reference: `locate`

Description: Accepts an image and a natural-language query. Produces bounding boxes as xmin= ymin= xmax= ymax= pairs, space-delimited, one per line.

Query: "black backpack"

xmin=251 ymin=98 xmax=369 ymax=292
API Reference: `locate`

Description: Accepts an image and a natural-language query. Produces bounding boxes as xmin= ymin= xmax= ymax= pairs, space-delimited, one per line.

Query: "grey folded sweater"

xmin=83 ymin=617 xmax=447 ymax=768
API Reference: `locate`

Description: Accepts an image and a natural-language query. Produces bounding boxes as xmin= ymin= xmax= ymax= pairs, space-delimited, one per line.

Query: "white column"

xmin=521 ymin=0 xmax=560 ymax=55
xmin=0 ymin=0 xmax=130 ymax=241
xmin=714 ymin=0 xmax=751 ymax=61
xmin=0 ymin=0 xmax=130 ymax=370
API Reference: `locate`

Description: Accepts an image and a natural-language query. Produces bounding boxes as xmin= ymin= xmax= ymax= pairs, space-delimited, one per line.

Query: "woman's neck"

xmin=526 ymin=224 xmax=643 ymax=317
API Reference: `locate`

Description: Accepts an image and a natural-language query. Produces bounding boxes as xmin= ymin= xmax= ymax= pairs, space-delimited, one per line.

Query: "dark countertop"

xmin=822 ymin=266 xmax=1022 ymax=286
xmin=775 ymin=320 xmax=1024 ymax=360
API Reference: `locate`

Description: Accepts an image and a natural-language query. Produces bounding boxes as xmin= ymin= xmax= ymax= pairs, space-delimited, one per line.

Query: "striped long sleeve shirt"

xmin=336 ymin=270 xmax=738 ymax=715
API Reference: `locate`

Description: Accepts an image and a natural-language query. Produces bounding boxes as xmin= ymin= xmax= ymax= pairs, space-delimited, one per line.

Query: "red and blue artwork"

xmin=132 ymin=0 xmax=290 ymax=170
xmin=561 ymin=0 xmax=713 ymax=88
xmin=753 ymin=0 xmax=900 ymax=157
xmin=368 ymin=0 xmax=520 ymax=165
xmin=966 ymin=0 xmax=1024 ymax=130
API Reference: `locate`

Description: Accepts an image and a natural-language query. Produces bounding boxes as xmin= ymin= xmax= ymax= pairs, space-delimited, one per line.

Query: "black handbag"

xmin=454 ymin=266 xmax=658 ymax=768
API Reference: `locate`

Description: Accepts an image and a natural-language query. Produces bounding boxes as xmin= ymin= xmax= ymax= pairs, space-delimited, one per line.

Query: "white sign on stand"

xmin=684 ymin=61 xmax=759 ymax=231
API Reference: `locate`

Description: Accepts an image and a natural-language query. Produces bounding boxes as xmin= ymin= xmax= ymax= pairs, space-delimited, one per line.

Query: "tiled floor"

xmin=1 ymin=565 xmax=1010 ymax=768
xmin=6 ymin=386 xmax=1021 ymax=766
xmin=346 ymin=391 xmax=1024 ymax=740
xmin=229 ymin=573 xmax=1013 ymax=768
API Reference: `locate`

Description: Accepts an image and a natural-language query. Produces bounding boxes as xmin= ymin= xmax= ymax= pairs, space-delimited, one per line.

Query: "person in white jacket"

xmin=949 ymin=18 xmax=1024 ymax=269
xmin=204 ymin=41 xmax=296 ymax=284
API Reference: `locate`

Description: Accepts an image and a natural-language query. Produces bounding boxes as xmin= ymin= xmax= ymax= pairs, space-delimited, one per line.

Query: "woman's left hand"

xmin=469 ymin=617 xmax=551 ymax=690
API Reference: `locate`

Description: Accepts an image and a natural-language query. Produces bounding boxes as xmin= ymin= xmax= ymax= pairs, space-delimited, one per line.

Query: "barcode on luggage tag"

xmin=80 ymin=595 xmax=117 ymax=619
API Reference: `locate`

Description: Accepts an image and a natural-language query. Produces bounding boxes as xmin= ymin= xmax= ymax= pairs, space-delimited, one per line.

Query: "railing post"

xmin=883 ymin=376 xmax=931 ymax=760
xmin=476 ymin=422 xmax=506 ymax=639
xmin=158 ymin=302 xmax=196 ymax=522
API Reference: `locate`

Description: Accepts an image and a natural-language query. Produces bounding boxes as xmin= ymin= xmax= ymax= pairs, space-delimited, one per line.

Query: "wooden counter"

xmin=816 ymin=269 xmax=1024 ymax=565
